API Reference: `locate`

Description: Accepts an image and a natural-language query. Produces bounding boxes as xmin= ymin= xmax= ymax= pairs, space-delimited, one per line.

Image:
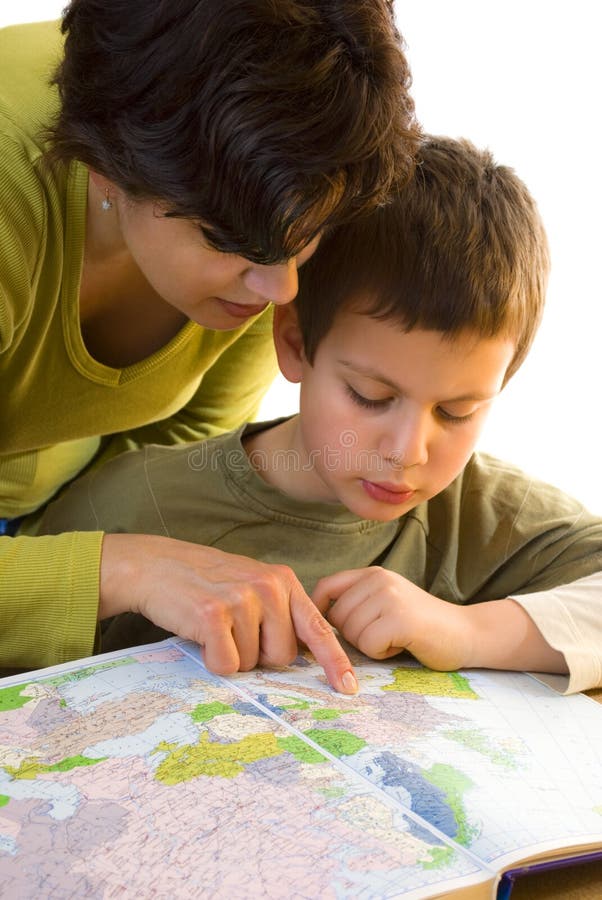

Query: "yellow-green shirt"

xmin=0 ymin=22 xmax=278 ymax=669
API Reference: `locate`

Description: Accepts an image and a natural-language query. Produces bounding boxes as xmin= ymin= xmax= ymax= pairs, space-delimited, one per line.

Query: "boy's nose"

xmin=243 ymin=258 xmax=299 ymax=305
xmin=380 ymin=410 xmax=430 ymax=469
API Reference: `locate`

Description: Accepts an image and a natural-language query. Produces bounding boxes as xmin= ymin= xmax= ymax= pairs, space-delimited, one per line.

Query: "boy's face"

xmin=278 ymin=309 xmax=515 ymax=521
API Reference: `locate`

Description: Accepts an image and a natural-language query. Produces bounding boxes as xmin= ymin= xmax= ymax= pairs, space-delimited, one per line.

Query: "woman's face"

xmin=105 ymin=187 xmax=320 ymax=330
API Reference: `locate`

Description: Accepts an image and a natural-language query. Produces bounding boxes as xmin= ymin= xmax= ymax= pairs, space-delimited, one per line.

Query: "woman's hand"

xmin=99 ymin=533 xmax=358 ymax=694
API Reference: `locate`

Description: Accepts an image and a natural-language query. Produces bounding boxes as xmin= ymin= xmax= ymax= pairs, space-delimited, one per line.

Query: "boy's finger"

xmin=291 ymin=589 xmax=358 ymax=695
xmin=312 ymin=568 xmax=372 ymax=614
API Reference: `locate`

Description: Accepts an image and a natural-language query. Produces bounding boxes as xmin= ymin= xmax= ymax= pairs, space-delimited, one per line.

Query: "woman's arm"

xmin=0 ymin=529 xmax=357 ymax=693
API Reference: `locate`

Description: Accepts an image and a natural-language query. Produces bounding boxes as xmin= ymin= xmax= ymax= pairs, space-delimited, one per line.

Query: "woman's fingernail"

xmin=341 ymin=671 xmax=359 ymax=694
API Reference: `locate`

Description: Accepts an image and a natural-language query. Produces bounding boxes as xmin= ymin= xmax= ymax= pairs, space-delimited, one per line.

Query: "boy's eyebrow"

xmin=339 ymin=360 xmax=498 ymax=402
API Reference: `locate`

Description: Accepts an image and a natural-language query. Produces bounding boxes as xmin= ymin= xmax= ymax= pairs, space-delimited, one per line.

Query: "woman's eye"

xmin=345 ymin=384 xmax=392 ymax=410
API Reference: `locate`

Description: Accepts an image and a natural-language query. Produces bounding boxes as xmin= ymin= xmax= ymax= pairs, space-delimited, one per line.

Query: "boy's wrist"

xmin=462 ymin=599 xmax=569 ymax=674
xmin=405 ymin=596 xmax=475 ymax=672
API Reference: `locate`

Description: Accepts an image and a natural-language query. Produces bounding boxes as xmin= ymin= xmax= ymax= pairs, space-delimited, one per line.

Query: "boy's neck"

xmin=243 ymin=415 xmax=336 ymax=503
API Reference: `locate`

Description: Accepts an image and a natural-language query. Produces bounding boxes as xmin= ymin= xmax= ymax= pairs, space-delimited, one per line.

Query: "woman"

xmin=0 ymin=0 xmax=419 ymax=690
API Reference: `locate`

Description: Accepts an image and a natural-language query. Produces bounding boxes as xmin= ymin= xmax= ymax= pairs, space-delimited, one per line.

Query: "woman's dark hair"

xmin=45 ymin=0 xmax=420 ymax=263
xmin=296 ymin=136 xmax=550 ymax=383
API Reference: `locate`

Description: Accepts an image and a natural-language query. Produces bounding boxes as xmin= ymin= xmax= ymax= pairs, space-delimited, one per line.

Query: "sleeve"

xmin=447 ymin=455 xmax=602 ymax=602
xmin=0 ymin=531 xmax=102 ymax=673
xmin=0 ymin=131 xmax=46 ymax=354
xmin=0 ymin=133 xmax=92 ymax=673
xmin=511 ymin=572 xmax=602 ymax=694
xmin=447 ymin=455 xmax=602 ymax=694
xmin=92 ymin=310 xmax=279 ymax=465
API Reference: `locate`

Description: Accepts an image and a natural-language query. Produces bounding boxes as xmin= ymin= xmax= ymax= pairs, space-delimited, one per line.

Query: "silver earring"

xmin=101 ymin=188 xmax=113 ymax=211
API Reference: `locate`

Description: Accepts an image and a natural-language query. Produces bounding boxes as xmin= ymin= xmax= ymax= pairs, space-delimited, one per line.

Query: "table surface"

xmin=506 ymin=687 xmax=602 ymax=899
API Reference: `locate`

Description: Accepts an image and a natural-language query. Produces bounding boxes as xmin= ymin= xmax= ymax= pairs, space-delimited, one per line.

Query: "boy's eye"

xmin=436 ymin=407 xmax=476 ymax=425
xmin=345 ymin=384 xmax=392 ymax=410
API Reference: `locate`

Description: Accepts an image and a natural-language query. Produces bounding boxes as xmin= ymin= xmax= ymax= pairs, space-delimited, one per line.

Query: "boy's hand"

xmin=100 ymin=533 xmax=358 ymax=694
xmin=313 ymin=567 xmax=471 ymax=671
xmin=313 ymin=567 xmax=568 ymax=676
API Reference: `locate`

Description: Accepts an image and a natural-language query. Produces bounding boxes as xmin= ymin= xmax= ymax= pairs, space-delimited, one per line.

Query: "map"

xmin=0 ymin=638 xmax=601 ymax=898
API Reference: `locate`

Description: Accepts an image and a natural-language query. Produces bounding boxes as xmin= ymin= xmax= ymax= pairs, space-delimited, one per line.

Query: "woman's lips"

xmin=361 ymin=479 xmax=416 ymax=505
xmin=218 ymin=299 xmax=269 ymax=319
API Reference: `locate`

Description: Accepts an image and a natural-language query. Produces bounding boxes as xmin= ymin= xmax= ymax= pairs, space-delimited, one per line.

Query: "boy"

xmin=37 ymin=137 xmax=602 ymax=694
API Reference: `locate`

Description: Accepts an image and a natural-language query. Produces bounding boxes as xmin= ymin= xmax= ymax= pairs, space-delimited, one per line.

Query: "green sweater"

xmin=0 ymin=22 xmax=278 ymax=668
xmin=37 ymin=422 xmax=602 ymax=674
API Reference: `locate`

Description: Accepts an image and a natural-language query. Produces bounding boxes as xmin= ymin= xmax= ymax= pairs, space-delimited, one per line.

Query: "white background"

xmin=3 ymin=2 xmax=601 ymax=511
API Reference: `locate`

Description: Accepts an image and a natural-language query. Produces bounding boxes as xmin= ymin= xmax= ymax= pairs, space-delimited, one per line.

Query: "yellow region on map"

xmin=153 ymin=730 xmax=283 ymax=784
xmin=383 ymin=667 xmax=478 ymax=699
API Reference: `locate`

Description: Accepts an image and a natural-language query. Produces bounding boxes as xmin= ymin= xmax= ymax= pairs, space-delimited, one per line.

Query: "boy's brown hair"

xmin=296 ymin=136 xmax=549 ymax=381
xmin=45 ymin=0 xmax=419 ymax=264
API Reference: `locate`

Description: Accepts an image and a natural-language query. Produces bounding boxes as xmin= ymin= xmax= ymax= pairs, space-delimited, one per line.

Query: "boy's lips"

xmin=217 ymin=298 xmax=269 ymax=319
xmin=361 ymin=479 xmax=416 ymax=505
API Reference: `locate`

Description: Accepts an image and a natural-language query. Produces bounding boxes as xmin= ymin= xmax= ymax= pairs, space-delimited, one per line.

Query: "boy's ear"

xmin=273 ymin=304 xmax=305 ymax=384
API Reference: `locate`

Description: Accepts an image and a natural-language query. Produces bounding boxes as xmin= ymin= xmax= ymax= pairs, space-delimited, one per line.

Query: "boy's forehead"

xmin=322 ymin=310 xmax=516 ymax=394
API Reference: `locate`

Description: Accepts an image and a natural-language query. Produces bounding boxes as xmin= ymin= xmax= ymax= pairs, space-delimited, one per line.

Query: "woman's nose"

xmin=244 ymin=258 xmax=299 ymax=305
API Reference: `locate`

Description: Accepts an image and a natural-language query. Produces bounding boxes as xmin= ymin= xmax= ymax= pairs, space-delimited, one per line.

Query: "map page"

xmin=0 ymin=637 xmax=601 ymax=899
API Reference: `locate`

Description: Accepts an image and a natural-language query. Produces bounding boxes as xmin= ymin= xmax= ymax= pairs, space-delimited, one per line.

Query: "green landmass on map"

xmin=277 ymin=735 xmax=326 ymax=763
xmin=4 ymin=754 xmax=108 ymax=780
xmin=318 ymin=787 xmax=347 ymax=799
xmin=304 ymin=729 xmax=367 ymax=758
xmin=153 ymin=731 xmax=283 ymax=784
xmin=383 ymin=667 xmax=478 ymax=699
xmin=0 ymin=795 xmax=10 ymax=807
xmin=311 ymin=708 xmax=357 ymax=721
xmin=421 ymin=845 xmax=456 ymax=870
xmin=190 ymin=701 xmax=234 ymax=723
xmin=0 ymin=661 xmax=136 ymax=713
xmin=444 ymin=728 xmax=517 ymax=769
xmin=279 ymin=696 xmax=312 ymax=710
xmin=424 ymin=763 xmax=479 ymax=846
xmin=0 ymin=683 xmax=35 ymax=712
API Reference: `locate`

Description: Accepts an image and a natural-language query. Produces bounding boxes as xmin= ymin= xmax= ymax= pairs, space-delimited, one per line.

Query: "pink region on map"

xmin=279 ymin=691 xmax=460 ymax=747
xmin=0 ymin=814 xmax=20 ymax=841
xmin=61 ymin=767 xmax=419 ymax=896
xmin=134 ymin=649 xmax=185 ymax=665
xmin=47 ymin=756 xmax=150 ymax=802
xmin=0 ymin=702 xmax=39 ymax=746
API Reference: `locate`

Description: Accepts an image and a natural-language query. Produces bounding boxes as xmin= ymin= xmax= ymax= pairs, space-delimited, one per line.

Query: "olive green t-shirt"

xmin=37 ymin=423 xmax=602 ymax=680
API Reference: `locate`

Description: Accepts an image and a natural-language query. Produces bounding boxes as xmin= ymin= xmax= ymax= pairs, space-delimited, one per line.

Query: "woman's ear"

xmin=273 ymin=303 xmax=305 ymax=384
xmin=88 ymin=171 xmax=122 ymax=207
